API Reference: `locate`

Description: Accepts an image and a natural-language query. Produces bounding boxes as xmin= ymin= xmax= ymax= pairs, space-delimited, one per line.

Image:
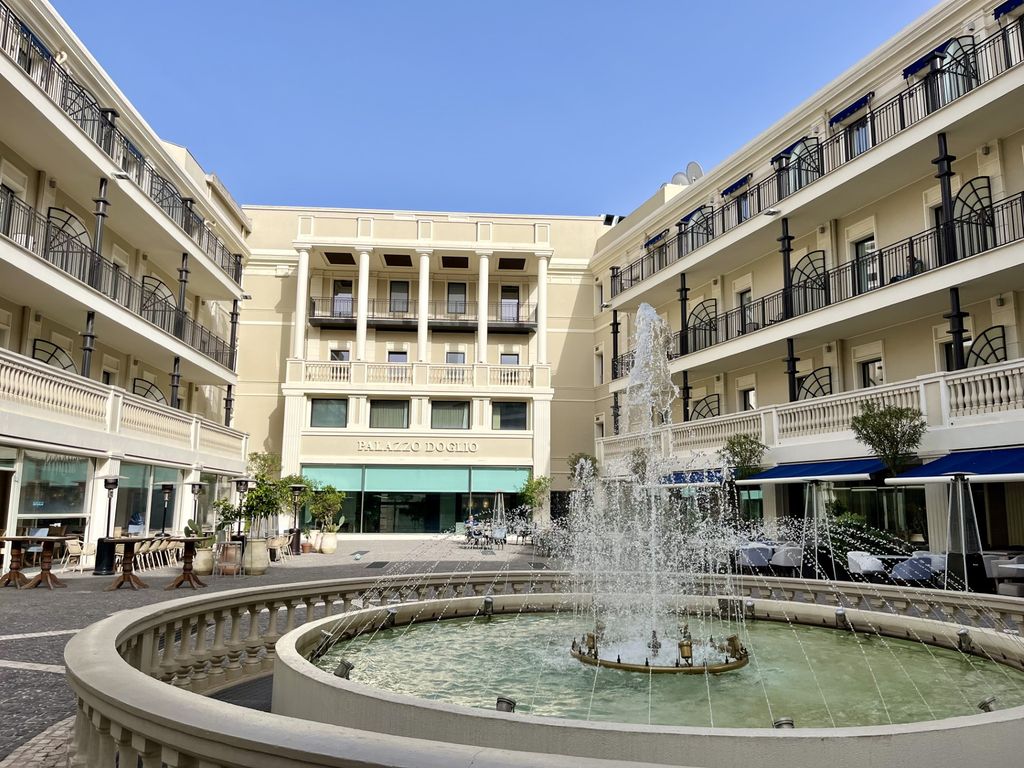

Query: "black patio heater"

xmin=232 ymin=477 xmax=253 ymax=553
xmin=157 ymin=483 xmax=175 ymax=537
xmin=289 ymin=483 xmax=306 ymax=556
xmin=92 ymin=477 xmax=120 ymax=576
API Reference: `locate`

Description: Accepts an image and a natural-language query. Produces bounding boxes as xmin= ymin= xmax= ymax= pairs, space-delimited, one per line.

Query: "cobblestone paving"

xmin=0 ymin=535 xmax=542 ymax=760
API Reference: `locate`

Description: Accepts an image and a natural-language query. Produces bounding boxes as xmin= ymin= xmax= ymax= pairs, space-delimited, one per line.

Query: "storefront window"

xmin=114 ymin=463 xmax=151 ymax=534
xmin=17 ymin=451 xmax=89 ymax=535
xmin=196 ymin=473 xmax=232 ymax=529
xmin=149 ymin=467 xmax=180 ymax=534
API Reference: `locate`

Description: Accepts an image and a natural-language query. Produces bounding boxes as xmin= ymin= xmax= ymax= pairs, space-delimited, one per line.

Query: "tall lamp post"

xmin=157 ymin=483 xmax=175 ymax=537
xmin=289 ymin=483 xmax=306 ymax=556
xmin=93 ymin=477 xmax=120 ymax=576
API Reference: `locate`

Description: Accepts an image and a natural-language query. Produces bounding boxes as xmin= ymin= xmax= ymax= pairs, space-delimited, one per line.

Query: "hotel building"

xmin=3 ymin=0 xmax=1024 ymax=548
xmin=0 ymin=0 xmax=248 ymax=555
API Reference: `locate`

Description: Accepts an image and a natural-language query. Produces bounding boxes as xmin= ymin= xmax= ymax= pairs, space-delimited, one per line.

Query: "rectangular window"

xmin=330 ymin=348 xmax=350 ymax=362
xmin=860 ymin=358 xmax=884 ymax=388
xmin=943 ymin=337 xmax=972 ymax=371
xmin=735 ymin=192 xmax=749 ymax=223
xmin=492 ymin=401 xmax=528 ymax=430
xmin=447 ymin=283 xmax=467 ymax=314
xmin=387 ymin=350 xmax=408 ymax=363
xmin=740 ymin=388 xmax=757 ymax=411
xmin=311 ymin=398 xmax=348 ymax=428
xmin=370 ymin=400 xmax=410 ymax=429
xmin=595 ymin=282 xmax=604 ymax=312
xmin=431 ymin=401 xmax=470 ymax=429
xmin=500 ymin=353 xmax=520 ymax=366
xmin=500 ymin=285 xmax=520 ymax=321
xmin=845 ymin=116 xmax=871 ymax=158
xmin=853 ymin=236 xmax=876 ymax=293
xmin=446 ymin=351 xmax=466 ymax=364
xmin=389 ymin=281 xmax=410 ymax=313
xmin=595 ymin=352 xmax=604 ymax=385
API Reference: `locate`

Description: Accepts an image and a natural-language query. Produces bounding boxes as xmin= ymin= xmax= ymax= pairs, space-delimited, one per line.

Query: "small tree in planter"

xmin=239 ymin=452 xmax=289 ymax=574
xmin=850 ymin=401 xmax=927 ymax=542
xmin=567 ymin=453 xmax=598 ymax=483
xmin=309 ymin=484 xmax=346 ymax=554
xmin=719 ymin=433 xmax=768 ymax=521
xmin=518 ymin=474 xmax=552 ymax=524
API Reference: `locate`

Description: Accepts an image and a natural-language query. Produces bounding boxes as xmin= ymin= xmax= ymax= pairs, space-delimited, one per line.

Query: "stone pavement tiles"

xmin=0 ymin=535 xmax=542 ymax=758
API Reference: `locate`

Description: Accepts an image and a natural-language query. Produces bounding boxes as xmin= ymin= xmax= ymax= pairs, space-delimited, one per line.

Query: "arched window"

xmin=953 ymin=176 xmax=994 ymax=259
xmin=939 ymin=37 xmax=978 ymax=106
xmin=45 ymin=208 xmax=92 ymax=279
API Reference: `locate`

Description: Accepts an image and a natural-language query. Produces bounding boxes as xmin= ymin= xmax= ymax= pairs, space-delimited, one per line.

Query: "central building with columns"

xmin=235 ymin=206 xmax=605 ymax=533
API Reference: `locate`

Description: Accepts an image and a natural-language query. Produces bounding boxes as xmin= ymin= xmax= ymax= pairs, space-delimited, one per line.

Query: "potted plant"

xmin=300 ymin=527 xmax=314 ymax=554
xmin=310 ymin=484 xmax=346 ymax=554
xmin=183 ymin=518 xmax=215 ymax=576
xmin=239 ymin=452 xmax=288 ymax=575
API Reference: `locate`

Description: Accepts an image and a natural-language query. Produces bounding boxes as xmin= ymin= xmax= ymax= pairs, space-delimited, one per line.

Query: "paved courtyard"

xmin=0 ymin=535 xmax=546 ymax=760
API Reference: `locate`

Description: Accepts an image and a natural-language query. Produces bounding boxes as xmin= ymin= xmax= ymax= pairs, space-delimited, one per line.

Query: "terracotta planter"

xmin=242 ymin=538 xmax=270 ymax=575
xmin=300 ymin=542 xmax=314 ymax=554
xmin=193 ymin=548 xmax=214 ymax=576
xmin=319 ymin=533 xmax=337 ymax=554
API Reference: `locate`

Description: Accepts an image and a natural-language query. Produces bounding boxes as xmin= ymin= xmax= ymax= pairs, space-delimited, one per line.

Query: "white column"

xmin=476 ymin=251 xmax=490 ymax=363
xmin=417 ymin=250 xmax=431 ymax=362
xmin=536 ymin=252 xmax=550 ymax=364
xmin=355 ymin=248 xmax=372 ymax=361
xmin=291 ymin=248 xmax=310 ymax=359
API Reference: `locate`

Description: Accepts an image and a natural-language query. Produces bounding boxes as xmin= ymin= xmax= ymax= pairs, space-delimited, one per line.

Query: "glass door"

xmin=500 ymin=285 xmax=520 ymax=322
xmin=332 ymin=279 xmax=353 ymax=318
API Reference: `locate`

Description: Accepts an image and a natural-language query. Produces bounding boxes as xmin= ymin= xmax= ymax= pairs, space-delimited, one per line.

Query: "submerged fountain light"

xmin=835 ymin=607 xmax=849 ymax=629
xmin=773 ymin=717 xmax=795 ymax=729
xmin=384 ymin=608 xmax=398 ymax=628
xmin=483 ymin=596 xmax=494 ymax=616
xmin=745 ymin=599 xmax=756 ymax=619
xmin=495 ymin=696 xmax=517 ymax=713
xmin=334 ymin=659 xmax=354 ymax=679
xmin=958 ymin=627 xmax=974 ymax=653
xmin=978 ymin=695 xmax=997 ymax=712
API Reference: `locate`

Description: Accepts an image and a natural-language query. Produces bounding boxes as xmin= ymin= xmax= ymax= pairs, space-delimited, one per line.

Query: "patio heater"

xmin=233 ymin=477 xmax=254 ymax=539
xmin=189 ymin=482 xmax=205 ymax=530
xmin=93 ymin=477 xmax=120 ymax=576
xmin=289 ymin=483 xmax=306 ymax=556
xmin=944 ymin=473 xmax=987 ymax=591
xmin=157 ymin=483 xmax=175 ymax=537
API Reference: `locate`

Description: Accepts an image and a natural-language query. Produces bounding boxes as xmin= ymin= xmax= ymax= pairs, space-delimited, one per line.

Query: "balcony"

xmin=0 ymin=347 xmax=247 ymax=469
xmin=599 ymin=357 xmax=1024 ymax=466
xmin=0 ymin=192 xmax=234 ymax=369
xmin=0 ymin=1 xmax=242 ymax=286
xmin=612 ymin=191 xmax=1024 ymax=379
xmin=286 ymin=360 xmax=550 ymax=390
xmin=308 ymin=298 xmax=538 ymax=333
xmin=610 ymin=20 xmax=1024 ymax=298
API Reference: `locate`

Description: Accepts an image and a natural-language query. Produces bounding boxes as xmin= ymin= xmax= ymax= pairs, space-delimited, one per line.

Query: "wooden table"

xmin=0 ymin=535 xmax=74 ymax=589
xmin=165 ymin=537 xmax=209 ymax=590
xmin=103 ymin=536 xmax=155 ymax=591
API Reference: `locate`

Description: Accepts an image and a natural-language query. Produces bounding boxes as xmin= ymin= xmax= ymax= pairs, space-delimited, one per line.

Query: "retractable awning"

xmin=828 ymin=92 xmax=874 ymax=126
xmin=720 ymin=174 xmax=752 ymax=197
xmin=902 ymin=39 xmax=952 ymax=79
xmin=735 ymin=458 xmax=885 ymax=486
xmin=995 ymin=0 xmax=1023 ymax=21
xmin=886 ymin=447 xmax=1024 ymax=485
xmin=663 ymin=469 xmax=724 ymax=487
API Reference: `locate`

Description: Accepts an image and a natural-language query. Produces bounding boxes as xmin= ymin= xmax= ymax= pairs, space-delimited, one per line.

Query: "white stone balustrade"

xmin=287 ymin=359 xmax=550 ymax=390
xmin=63 ymin=571 xmax=1024 ymax=768
xmin=0 ymin=347 xmax=246 ymax=463
xmin=598 ymin=358 xmax=1024 ymax=465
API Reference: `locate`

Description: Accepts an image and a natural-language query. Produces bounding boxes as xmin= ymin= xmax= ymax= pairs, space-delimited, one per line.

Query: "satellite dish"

xmin=685 ymin=161 xmax=704 ymax=183
xmin=670 ymin=171 xmax=689 ymax=186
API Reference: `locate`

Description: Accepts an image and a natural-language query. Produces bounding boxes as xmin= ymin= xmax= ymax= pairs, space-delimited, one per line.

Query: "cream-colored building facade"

xmin=0 ymin=0 xmax=249 ymax=554
xmin=4 ymin=0 xmax=1024 ymax=544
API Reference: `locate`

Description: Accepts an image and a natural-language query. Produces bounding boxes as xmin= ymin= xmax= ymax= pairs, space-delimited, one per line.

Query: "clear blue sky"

xmin=54 ymin=0 xmax=937 ymax=216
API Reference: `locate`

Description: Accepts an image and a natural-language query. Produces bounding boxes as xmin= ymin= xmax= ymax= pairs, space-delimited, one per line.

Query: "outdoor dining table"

xmin=103 ymin=536 xmax=156 ymax=591
xmin=0 ymin=535 xmax=74 ymax=589
xmin=164 ymin=536 xmax=209 ymax=590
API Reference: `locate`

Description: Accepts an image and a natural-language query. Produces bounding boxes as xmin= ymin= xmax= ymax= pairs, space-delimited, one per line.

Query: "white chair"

xmin=770 ymin=545 xmax=803 ymax=576
xmin=490 ymin=526 xmax=507 ymax=549
xmin=847 ymin=551 xmax=886 ymax=580
xmin=60 ymin=539 xmax=96 ymax=572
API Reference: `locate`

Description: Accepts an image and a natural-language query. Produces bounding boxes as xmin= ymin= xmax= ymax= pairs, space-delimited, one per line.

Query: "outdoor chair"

xmin=890 ymin=557 xmax=934 ymax=584
xmin=60 ymin=539 xmax=95 ymax=572
xmin=214 ymin=542 xmax=243 ymax=577
xmin=490 ymin=526 xmax=507 ymax=549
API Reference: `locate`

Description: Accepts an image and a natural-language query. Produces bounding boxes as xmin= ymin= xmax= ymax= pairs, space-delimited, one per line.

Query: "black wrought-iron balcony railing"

xmin=0 ymin=193 xmax=234 ymax=369
xmin=0 ymin=1 xmax=242 ymax=286
xmin=611 ymin=191 xmax=1024 ymax=378
xmin=309 ymin=297 xmax=538 ymax=324
xmin=610 ymin=19 xmax=1024 ymax=297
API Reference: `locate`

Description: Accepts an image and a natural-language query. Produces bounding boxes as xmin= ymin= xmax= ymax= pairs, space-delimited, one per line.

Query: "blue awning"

xmin=828 ymin=92 xmax=874 ymax=126
xmin=995 ymin=0 xmax=1023 ymax=20
xmin=664 ymin=469 xmax=723 ymax=487
xmin=770 ymin=136 xmax=810 ymax=164
xmin=886 ymin=447 xmax=1024 ymax=485
xmin=902 ymin=39 xmax=952 ymax=79
xmin=735 ymin=458 xmax=885 ymax=486
xmin=643 ymin=229 xmax=668 ymax=248
xmin=721 ymin=174 xmax=752 ymax=197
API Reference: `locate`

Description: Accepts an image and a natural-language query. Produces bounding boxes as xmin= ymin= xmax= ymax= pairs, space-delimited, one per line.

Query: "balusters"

xmin=223 ymin=607 xmax=245 ymax=680
xmin=189 ymin=612 xmax=212 ymax=692
xmin=242 ymin=603 xmax=264 ymax=675
xmin=158 ymin=620 xmax=179 ymax=682
xmin=171 ymin=615 xmax=195 ymax=688
xmin=206 ymin=610 xmax=229 ymax=686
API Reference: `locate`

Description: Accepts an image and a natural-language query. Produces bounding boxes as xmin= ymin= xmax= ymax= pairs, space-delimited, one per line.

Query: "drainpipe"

xmin=944 ymin=287 xmax=968 ymax=370
xmin=677 ymin=273 xmax=689 ymax=357
xmin=170 ymin=356 xmax=181 ymax=409
xmin=610 ymin=309 xmax=620 ymax=379
xmin=81 ymin=311 xmax=95 ymax=378
xmin=224 ymin=384 xmax=234 ymax=427
xmin=89 ymin=177 xmax=109 ymax=288
xmin=229 ymin=298 xmax=240 ymax=371
xmin=176 ymin=253 xmax=189 ymax=340
xmin=779 ymin=218 xmax=794 ymax=319
xmin=933 ymin=132 xmax=958 ymax=265
xmin=785 ymin=338 xmax=800 ymax=402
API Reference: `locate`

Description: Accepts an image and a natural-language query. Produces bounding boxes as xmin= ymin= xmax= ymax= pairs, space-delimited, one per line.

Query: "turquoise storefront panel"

xmin=364 ymin=466 xmax=470 ymax=493
xmin=471 ymin=467 xmax=530 ymax=493
xmin=301 ymin=466 xmax=364 ymax=491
